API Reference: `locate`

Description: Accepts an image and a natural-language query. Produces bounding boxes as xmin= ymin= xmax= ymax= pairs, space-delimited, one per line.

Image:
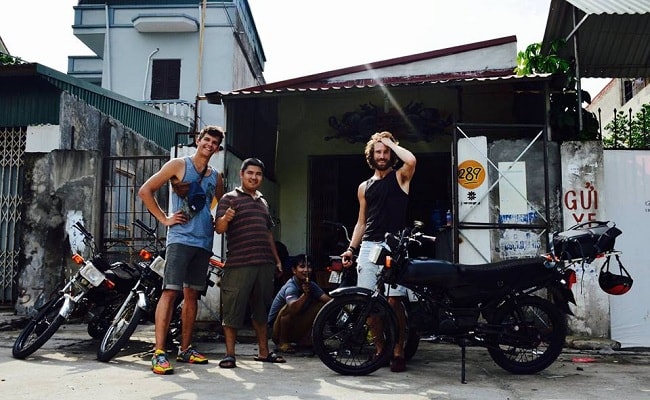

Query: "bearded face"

xmin=370 ymin=142 xmax=393 ymax=171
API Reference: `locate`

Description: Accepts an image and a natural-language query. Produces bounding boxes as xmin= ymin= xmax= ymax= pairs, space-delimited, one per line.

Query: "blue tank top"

xmin=363 ymin=170 xmax=409 ymax=242
xmin=166 ymin=157 xmax=217 ymax=251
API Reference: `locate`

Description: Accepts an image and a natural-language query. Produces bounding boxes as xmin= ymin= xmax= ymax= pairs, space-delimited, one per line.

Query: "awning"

xmin=542 ymin=0 xmax=650 ymax=78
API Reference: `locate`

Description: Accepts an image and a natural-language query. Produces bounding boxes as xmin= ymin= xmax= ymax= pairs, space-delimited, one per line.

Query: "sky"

xmin=0 ymin=0 xmax=608 ymax=95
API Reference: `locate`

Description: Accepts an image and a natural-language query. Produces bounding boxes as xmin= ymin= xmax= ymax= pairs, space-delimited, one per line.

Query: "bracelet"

xmin=347 ymin=246 xmax=357 ymax=254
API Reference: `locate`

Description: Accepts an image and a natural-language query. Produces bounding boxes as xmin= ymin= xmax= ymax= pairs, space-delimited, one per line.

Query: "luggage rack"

xmin=562 ymin=250 xmax=623 ymax=265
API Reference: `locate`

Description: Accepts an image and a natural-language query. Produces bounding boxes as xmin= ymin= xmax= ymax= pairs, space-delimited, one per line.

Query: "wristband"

xmin=347 ymin=246 xmax=357 ymax=254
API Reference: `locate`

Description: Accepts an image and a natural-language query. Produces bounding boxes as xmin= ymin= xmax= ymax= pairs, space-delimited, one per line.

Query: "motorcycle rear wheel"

xmin=12 ymin=296 xmax=66 ymax=359
xmin=312 ymin=294 xmax=397 ymax=375
xmin=97 ymin=294 xmax=144 ymax=362
xmin=487 ymin=295 xmax=567 ymax=374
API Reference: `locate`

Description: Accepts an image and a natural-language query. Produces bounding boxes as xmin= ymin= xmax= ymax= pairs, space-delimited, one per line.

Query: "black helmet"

xmin=598 ymin=255 xmax=633 ymax=295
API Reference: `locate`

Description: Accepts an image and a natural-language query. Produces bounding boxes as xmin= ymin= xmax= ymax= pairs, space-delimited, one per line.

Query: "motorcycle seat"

xmin=456 ymin=258 xmax=547 ymax=280
xmin=401 ymin=257 xmax=547 ymax=287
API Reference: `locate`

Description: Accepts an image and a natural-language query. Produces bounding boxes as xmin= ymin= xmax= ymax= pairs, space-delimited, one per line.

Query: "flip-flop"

xmin=254 ymin=352 xmax=286 ymax=363
xmin=219 ymin=355 xmax=237 ymax=368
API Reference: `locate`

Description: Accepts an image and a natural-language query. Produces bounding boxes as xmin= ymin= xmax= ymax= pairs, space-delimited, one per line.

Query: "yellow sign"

xmin=458 ymin=160 xmax=486 ymax=189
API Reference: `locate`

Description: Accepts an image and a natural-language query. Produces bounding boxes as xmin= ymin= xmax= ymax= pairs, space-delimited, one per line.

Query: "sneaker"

xmin=151 ymin=349 xmax=174 ymax=375
xmin=176 ymin=345 xmax=208 ymax=364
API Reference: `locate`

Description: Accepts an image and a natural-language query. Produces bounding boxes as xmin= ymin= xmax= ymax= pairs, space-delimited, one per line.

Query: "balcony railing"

xmin=142 ymin=100 xmax=195 ymax=124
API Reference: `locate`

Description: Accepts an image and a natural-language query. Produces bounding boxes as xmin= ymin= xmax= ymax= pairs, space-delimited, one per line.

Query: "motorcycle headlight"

xmin=79 ymin=262 xmax=106 ymax=287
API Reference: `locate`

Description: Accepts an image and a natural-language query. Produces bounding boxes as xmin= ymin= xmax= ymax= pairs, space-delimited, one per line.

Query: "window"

xmin=151 ymin=59 xmax=181 ymax=100
xmin=622 ymin=80 xmax=633 ymax=104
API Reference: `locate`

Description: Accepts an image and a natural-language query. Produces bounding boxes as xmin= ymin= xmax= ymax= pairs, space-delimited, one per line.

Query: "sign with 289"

xmin=458 ymin=160 xmax=486 ymax=190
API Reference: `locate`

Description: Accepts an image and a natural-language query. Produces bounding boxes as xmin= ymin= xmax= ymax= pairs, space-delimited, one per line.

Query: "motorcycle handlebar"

xmin=133 ymin=219 xmax=156 ymax=236
xmin=73 ymin=222 xmax=93 ymax=239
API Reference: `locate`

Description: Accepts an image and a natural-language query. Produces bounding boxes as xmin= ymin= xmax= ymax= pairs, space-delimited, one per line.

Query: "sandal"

xmin=254 ymin=352 xmax=286 ymax=363
xmin=278 ymin=343 xmax=297 ymax=354
xmin=390 ymin=356 xmax=406 ymax=373
xmin=218 ymin=355 xmax=237 ymax=368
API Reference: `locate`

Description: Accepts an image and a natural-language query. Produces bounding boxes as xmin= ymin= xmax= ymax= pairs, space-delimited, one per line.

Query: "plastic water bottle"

xmin=446 ymin=210 xmax=452 ymax=226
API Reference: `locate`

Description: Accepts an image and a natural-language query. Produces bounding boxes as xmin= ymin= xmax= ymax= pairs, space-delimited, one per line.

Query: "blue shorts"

xmin=356 ymin=241 xmax=407 ymax=297
xmin=163 ymin=243 xmax=211 ymax=291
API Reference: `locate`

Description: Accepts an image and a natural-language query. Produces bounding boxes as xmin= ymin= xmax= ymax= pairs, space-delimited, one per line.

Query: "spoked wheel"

xmin=487 ymin=295 xmax=567 ymax=374
xmin=402 ymin=301 xmax=420 ymax=361
xmin=12 ymin=296 xmax=67 ymax=359
xmin=97 ymin=294 xmax=144 ymax=362
xmin=312 ymin=294 xmax=397 ymax=375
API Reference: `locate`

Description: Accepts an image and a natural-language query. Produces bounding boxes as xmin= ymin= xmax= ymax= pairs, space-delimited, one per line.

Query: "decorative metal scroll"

xmin=326 ymin=101 xmax=452 ymax=143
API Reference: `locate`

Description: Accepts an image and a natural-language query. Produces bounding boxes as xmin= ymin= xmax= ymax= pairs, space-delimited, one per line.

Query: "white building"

xmin=587 ymin=78 xmax=650 ymax=140
xmin=68 ymin=0 xmax=265 ymax=131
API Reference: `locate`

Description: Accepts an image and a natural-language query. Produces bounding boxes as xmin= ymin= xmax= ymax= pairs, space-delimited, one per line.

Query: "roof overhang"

xmin=542 ymin=0 xmax=650 ymax=78
xmin=206 ymin=73 xmax=552 ymax=104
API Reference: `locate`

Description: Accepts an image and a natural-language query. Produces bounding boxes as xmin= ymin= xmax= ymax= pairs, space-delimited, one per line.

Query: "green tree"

xmin=515 ymin=40 xmax=599 ymax=142
xmin=603 ymin=104 xmax=650 ymax=149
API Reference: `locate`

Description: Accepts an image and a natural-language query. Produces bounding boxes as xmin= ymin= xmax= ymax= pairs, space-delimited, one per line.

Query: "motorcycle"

xmin=97 ymin=219 xmax=224 ymax=362
xmin=322 ymin=220 xmax=357 ymax=289
xmin=312 ymin=220 xmax=623 ymax=382
xmin=322 ymin=219 xmax=420 ymax=361
xmin=12 ymin=222 xmax=137 ymax=359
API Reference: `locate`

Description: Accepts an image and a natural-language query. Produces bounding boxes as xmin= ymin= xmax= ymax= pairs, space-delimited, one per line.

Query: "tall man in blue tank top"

xmin=138 ymin=126 xmax=224 ymax=375
xmin=341 ymin=131 xmax=416 ymax=373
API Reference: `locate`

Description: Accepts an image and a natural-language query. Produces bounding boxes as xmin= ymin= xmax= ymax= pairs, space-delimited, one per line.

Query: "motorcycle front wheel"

xmin=97 ymin=294 xmax=144 ymax=362
xmin=12 ymin=296 xmax=67 ymax=359
xmin=312 ymin=294 xmax=397 ymax=375
xmin=487 ymin=295 xmax=567 ymax=374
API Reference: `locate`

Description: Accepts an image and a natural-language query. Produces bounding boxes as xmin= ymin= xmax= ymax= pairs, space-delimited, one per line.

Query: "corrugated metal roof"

xmin=566 ymin=0 xmax=650 ymax=14
xmin=206 ymin=36 xmax=546 ymax=103
xmin=0 ymin=63 xmax=191 ymax=149
xmin=211 ymin=73 xmax=551 ymax=103
xmin=542 ymin=0 xmax=650 ymax=78
xmin=238 ymin=36 xmax=518 ymax=92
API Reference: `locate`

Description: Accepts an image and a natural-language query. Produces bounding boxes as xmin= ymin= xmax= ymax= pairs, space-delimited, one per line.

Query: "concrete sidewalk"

xmin=2 ymin=312 xmax=650 ymax=400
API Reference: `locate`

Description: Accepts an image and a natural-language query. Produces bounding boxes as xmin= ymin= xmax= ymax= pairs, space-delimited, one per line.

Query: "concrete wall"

xmin=560 ymin=141 xmax=610 ymax=337
xmin=15 ymin=92 xmax=168 ymax=315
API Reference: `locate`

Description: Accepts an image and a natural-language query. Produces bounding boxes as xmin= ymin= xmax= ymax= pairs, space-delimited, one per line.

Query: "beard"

xmin=371 ymin=158 xmax=391 ymax=171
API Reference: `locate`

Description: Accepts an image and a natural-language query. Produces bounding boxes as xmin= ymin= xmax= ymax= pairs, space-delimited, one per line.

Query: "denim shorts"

xmin=163 ymin=243 xmax=211 ymax=291
xmin=356 ymin=241 xmax=407 ymax=297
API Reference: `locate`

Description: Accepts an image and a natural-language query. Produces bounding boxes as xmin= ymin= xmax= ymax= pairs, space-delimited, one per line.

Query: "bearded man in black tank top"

xmin=341 ymin=131 xmax=416 ymax=372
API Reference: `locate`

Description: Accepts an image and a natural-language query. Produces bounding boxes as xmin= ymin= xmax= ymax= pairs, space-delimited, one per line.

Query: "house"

xmin=68 ymin=0 xmax=264 ymax=131
xmin=586 ymin=77 xmax=650 ymax=143
xmin=210 ymin=35 xmax=561 ymax=280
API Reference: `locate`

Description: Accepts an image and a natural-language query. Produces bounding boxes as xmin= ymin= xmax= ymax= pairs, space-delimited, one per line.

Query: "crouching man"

xmin=268 ymin=255 xmax=332 ymax=353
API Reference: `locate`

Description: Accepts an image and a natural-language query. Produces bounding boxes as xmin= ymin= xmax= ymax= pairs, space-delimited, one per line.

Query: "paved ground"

xmin=1 ymin=313 xmax=650 ymax=400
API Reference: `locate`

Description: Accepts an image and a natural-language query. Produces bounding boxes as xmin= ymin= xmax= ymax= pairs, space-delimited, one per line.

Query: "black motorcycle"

xmin=312 ymin=220 xmax=623 ymax=382
xmin=12 ymin=222 xmax=137 ymax=359
xmin=97 ymin=219 xmax=223 ymax=362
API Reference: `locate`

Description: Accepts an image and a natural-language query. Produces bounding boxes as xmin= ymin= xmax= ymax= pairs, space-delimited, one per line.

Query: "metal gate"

xmin=102 ymin=155 xmax=169 ymax=263
xmin=0 ymin=127 xmax=26 ymax=305
xmin=451 ymin=123 xmax=554 ymax=263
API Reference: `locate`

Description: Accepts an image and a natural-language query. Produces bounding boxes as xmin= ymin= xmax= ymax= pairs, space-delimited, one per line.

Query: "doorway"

xmin=308 ymin=152 xmax=452 ymax=271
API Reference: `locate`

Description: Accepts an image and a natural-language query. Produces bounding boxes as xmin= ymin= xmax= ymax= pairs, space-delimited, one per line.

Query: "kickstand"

xmin=459 ymin=340 xmax=468 ymax=384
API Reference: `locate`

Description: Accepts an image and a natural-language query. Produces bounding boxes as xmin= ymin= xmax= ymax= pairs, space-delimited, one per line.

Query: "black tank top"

xmin=363 ymin=170 xmax=409 ymax=242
